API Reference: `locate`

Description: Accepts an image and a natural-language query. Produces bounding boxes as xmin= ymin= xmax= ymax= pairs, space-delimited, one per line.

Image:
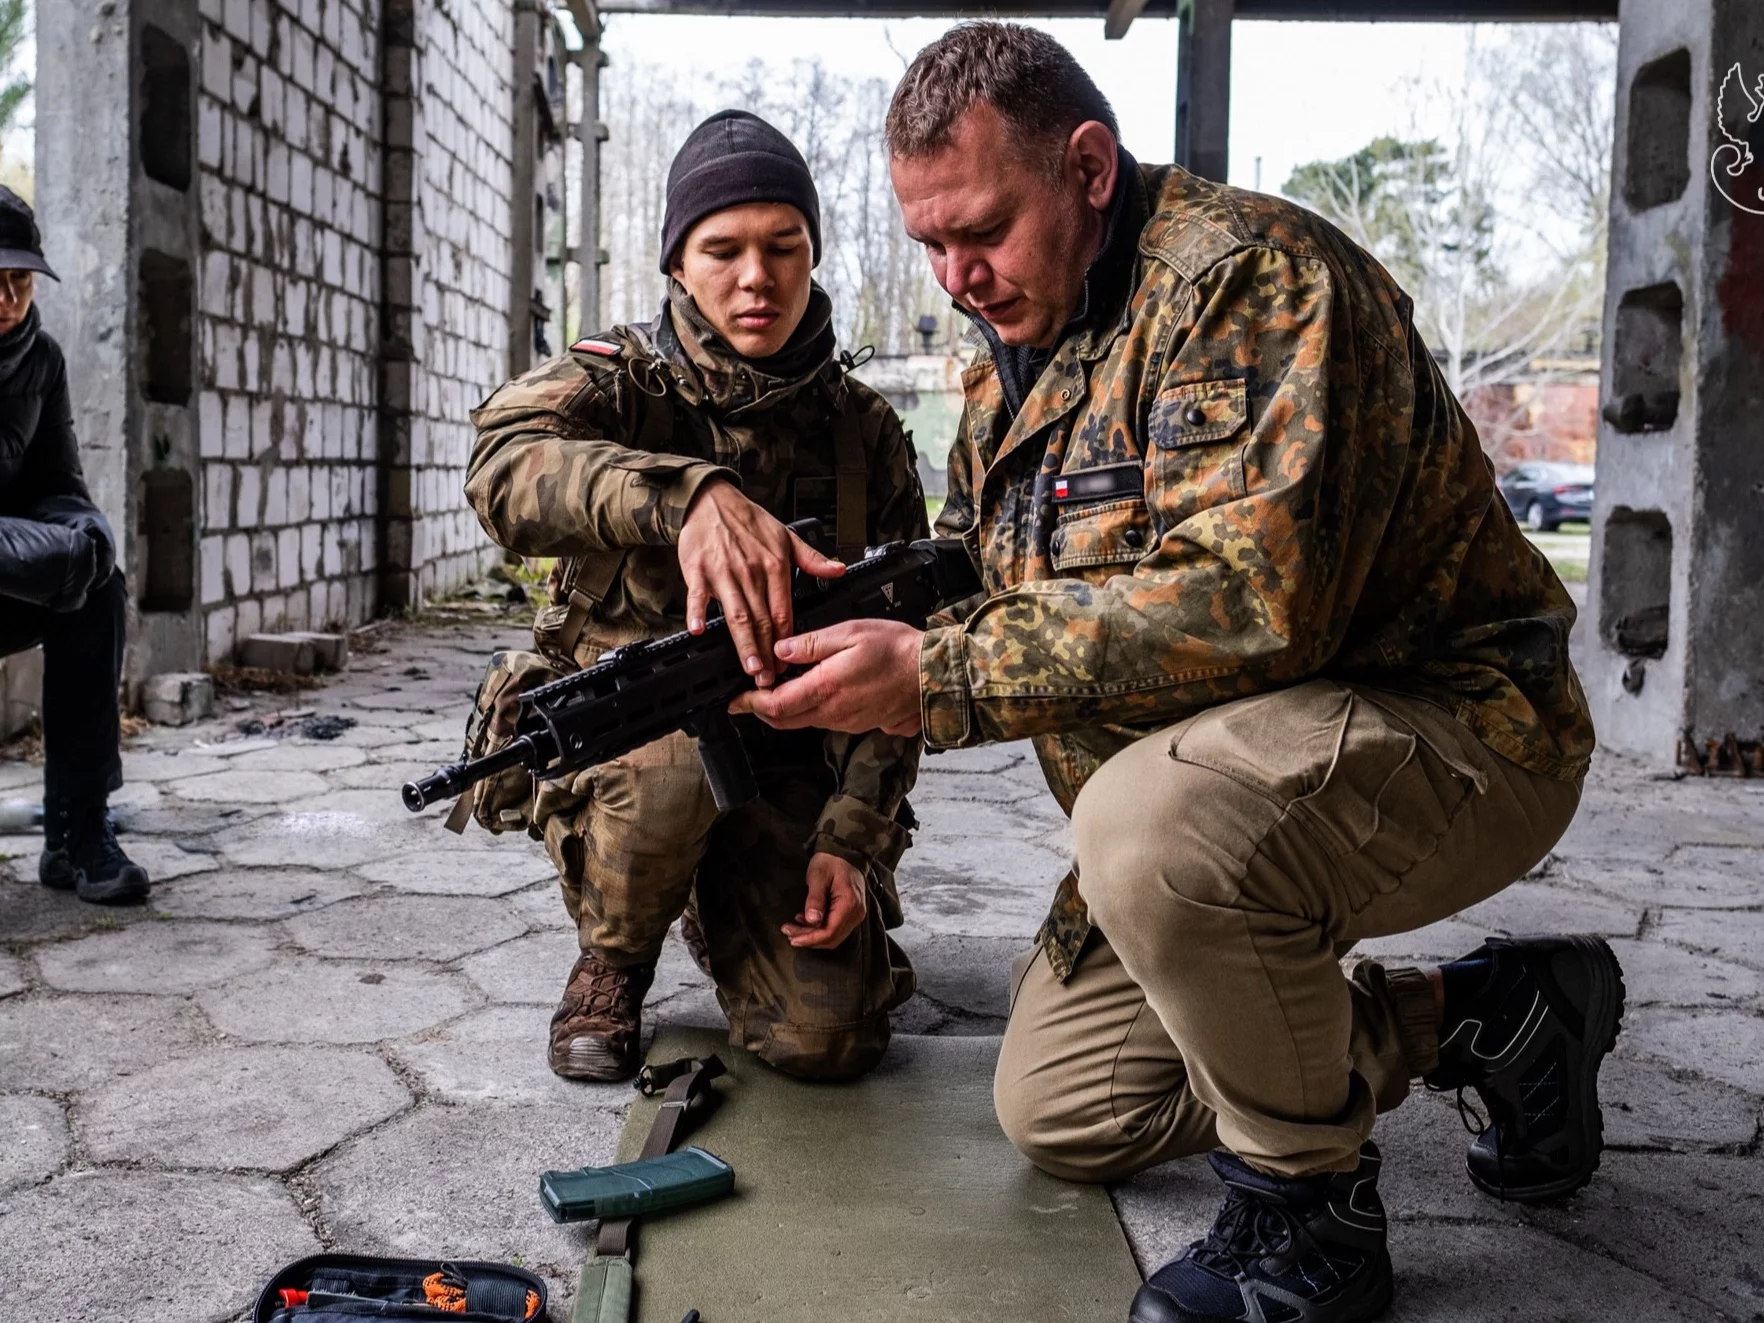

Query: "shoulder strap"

xmin=833 ymin=408 xmax=868 ymax=562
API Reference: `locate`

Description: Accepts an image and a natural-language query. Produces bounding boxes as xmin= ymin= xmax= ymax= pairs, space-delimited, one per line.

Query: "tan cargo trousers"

xmin=995 ymin=680 xmax=1582 ymax=1180
xmin=542 ymin=727 xmax=914 ymax=1080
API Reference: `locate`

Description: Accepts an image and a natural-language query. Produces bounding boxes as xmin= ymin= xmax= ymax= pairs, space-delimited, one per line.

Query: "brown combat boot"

xmin=548 ymin=952 xmax=655 ymax=1082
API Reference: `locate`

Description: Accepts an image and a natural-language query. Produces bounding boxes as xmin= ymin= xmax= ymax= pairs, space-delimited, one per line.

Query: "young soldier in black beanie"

xmin=466 ymin=112 xmax=927 ymax=1084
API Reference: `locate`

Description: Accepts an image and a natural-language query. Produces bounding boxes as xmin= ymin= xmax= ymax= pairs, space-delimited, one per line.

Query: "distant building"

xmin=1461 ymin=358 xmax=1601 ymax=473
xmin=851 ymin=353 xmax=972 ymax=499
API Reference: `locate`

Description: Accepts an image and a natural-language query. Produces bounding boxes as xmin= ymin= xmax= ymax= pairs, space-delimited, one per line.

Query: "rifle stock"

xmin=403 ymin=536 xmax=981 ymax=816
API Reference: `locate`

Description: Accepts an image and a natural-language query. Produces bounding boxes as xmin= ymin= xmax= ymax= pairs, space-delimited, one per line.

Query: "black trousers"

xmin=0 ymin=569 xmax=126 ymax=802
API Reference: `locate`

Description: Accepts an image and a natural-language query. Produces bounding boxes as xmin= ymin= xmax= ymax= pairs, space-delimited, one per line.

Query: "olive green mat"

xmin=608 ymin=1028 xmax=1143 ymax=1323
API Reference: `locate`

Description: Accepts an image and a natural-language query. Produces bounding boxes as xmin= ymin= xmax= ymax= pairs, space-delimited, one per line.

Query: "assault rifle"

xmin=402 ymin=533 xmax=981 ymax=816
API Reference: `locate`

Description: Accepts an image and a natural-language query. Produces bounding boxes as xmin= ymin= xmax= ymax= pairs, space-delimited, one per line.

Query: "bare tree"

xmin=596 ymin=54 xmax=947 ymax=355
xmin=1283 ymin=27 xmax=1614 ymax=462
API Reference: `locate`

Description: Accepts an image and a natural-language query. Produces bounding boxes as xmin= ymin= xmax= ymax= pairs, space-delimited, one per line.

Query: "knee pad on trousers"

xmin=750 ymin=1014 xmax=890 ymax=1082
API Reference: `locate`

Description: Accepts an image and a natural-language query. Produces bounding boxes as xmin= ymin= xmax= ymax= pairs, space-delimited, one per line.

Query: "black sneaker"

xmin=1426 ymin=935 xmax=1625 ymax=1202
xmin=38 ymin=798 xmax=75 ymax=891
xmin=55 ymin=797 xmax=151 ymax=906
xmin=1130 ymin=1144 xmax=1392 ymax=1323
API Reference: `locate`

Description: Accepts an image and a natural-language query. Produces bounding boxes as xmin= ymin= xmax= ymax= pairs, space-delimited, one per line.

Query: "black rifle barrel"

xmin=402 ymin=732 xmax=555 ymax=812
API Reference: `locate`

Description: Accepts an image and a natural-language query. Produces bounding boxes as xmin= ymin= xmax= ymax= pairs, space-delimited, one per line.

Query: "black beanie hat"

xmin=659 ymin=110 xmax=822 ymax=274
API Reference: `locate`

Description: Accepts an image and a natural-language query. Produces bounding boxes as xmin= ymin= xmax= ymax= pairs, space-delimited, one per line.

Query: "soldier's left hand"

xmin=784 ymin=852 xmax=868 ymax=949
xmin=729 ymin=619 xmax=924 ymax=736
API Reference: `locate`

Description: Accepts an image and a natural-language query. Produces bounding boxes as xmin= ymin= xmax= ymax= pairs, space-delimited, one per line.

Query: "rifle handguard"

xmin=403 ymin=537 xmax=980 ymax=816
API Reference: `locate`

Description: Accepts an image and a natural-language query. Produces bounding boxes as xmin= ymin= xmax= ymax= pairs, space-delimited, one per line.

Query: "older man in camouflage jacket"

xmin=734 ymin=26 xmax=1622 ymax=1323
xmin=467 ymin=111 xmax=926 ymax=1083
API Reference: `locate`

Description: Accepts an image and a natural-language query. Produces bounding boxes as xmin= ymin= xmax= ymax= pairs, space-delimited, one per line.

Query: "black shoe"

xmin=54 ymin=797 xmax=150 ymax=906
xmin=38 ymin=800 xmax=75 ymax=891
xmin=1426 ymin=935 xmax=1625 ymax=1202
xmin=1130 ymin=1144 xmax=1392 ymax=1323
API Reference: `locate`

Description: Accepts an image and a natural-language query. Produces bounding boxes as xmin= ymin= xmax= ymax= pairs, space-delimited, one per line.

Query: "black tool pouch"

xmin=254 ymin=1253 xmax=548 ymax=1322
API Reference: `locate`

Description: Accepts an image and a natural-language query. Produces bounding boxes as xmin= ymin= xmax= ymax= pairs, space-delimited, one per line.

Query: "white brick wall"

xmin=196 ymin=0 xmax=512 ymax=661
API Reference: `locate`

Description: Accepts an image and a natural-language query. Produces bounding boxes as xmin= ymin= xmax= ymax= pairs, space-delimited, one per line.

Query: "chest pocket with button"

xmin=1147 ymin=378 xmax=1249 ymax=530
xmin=1050 ymin=461 xmax=1154 ymax=575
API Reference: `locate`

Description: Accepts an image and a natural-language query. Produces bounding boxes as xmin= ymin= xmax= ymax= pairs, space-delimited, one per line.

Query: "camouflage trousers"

xmin=540 ymin=725 xmax=915 ymax=1080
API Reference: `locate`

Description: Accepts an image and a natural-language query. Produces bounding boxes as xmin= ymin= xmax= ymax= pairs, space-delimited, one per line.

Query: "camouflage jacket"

xmin=466 ymin=283 xmax=930 ymax=877
xmin=926 ymin=164 xmax=1596 ymax=979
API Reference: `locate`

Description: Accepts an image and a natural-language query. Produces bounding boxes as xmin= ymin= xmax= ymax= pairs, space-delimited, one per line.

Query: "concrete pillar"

xmin=1588 ymin=0 xmax=1764 ymax=772
xmin=377 ymin=0 xmax=422 ymax=611
xmin=1174 ymin=0 xmax=1232 ymax=184
xmin=37 ymin=0 xmax=203 ymax=689
xmin=568 ymin=0 xmax=607 ymax=336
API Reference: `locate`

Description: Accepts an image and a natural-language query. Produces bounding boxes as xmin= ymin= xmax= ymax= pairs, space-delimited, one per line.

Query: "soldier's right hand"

xmin=678 ymin=479 xmax=845 ymax=687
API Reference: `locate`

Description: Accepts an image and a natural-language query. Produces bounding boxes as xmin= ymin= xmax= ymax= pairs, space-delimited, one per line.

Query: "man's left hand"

xmin=785 ymin=852 xmax=869 ymax=949
xmin=729 ymin=619 xmax=924 ymax=736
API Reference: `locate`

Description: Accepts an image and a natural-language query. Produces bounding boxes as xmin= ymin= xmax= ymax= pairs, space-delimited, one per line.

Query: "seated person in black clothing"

xmin=0 ymin=187 xmax=149 ymax=904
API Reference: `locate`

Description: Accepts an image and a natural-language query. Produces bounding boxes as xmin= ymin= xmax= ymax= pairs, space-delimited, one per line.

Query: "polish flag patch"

xmin=1053 ymin=477 xmax=1070 ymax=500
xmin=571 ymin=338 xmax=621 ymax=357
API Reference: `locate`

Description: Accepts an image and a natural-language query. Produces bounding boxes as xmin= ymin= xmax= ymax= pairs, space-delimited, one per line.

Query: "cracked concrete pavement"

xmin=1 ymin=603 xmax=1761 ymax=1322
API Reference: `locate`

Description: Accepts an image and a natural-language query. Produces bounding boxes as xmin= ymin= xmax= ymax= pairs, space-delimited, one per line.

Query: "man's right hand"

xmin=677 ymin=479 xmax=845 ymax=686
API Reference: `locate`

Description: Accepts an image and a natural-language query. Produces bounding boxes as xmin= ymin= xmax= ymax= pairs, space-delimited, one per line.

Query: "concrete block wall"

xmin=1587 ymin=0 xmax=1764 ymax=765
xmin=193 ymin=0 xmax=385 ymax=662
xmin=408 ymin=0 xmax=512 ymax=601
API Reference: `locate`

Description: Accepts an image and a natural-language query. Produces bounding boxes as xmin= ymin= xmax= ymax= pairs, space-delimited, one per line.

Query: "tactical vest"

xmin=546 ymin=333 xmax=871 ymax=665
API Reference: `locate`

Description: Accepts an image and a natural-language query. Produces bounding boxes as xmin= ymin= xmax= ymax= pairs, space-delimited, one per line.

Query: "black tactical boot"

xmin=549 ymin=952 xmax=655 ymax=1082
xmin=48 ymin=796 xmax=150 ymax=905
xmin=1425 ymin=935 xmax=1625 ymax=1202
xmin=38 ymin=794 xmax=75 ymax=891
xmin=1130 ymin=1144 xmax=1392 ymax=1323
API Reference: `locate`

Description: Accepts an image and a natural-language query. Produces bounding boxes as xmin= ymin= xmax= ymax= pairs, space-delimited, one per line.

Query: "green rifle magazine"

xmin=540 ymin=1146 xmax=734 ymax=1223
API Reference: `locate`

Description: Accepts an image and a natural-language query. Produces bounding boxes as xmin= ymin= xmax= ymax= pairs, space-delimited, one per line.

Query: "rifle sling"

xmin=594 ymin=1054 xmax=724 ymax=1260
xmin=833 ymin=410 xmax=867 ymax=562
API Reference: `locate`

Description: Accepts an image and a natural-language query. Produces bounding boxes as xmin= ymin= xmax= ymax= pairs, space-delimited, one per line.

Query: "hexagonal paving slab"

xmin=211 ymin=810 xmax=417 ymax=868
xmin=114 ymin=838 xmax=219 ymax=882
xmin=282 ymin=894 xmax=526 ymax=962
xmin=0 ymin=994 xmax=209 ymax=1093
xmin=79 ymin=1045 xmax=411 ymax=1170
xmin=227 ymin=742 xmax=370 ymax=773
xmin=0 ymin=1171 xmax=319 ymax=1323
xmin=0 ymin=1094 xmax=67 ymax=1190
xmin=389 ymin=1006 xmax=621 ymax=1107
xmin=197 ymin=956 xmax=472 ymax=1044
xmin=150 ymin=867 xmax=364 ymax=920
xmin=1622 ymin=1007 xmax=1764 ymax=1096
xmin=35 ymin=921 xmax=278 ymax=995
xmin=312 ymin=1102 xmax=619 ymax=1268
xmin=356 ymin=848 xmax=554 ymax=897
xmin=166 ymin=768 xmax=332 ymax=803
xmin=1598 ymin=1055 xmax=1761 ymax=1151
xmin=461 ymin=929 xmax=580 ymax=1004
xmin=287 ymin=787 xmax=447 ymax=825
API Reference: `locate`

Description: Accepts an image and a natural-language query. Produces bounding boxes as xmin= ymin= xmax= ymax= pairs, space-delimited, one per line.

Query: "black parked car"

xmin=1497 ymin=461 xmax=1595 ymax=532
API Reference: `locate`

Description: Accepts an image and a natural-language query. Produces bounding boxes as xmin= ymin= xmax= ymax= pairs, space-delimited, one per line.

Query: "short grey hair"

xmin=885 ymin=23 xmax=1119 ymax=175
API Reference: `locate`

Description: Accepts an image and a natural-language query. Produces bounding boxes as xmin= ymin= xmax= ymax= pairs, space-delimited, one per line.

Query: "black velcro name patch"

xmin=1051 ymin=461 xmax=1144 ymax=506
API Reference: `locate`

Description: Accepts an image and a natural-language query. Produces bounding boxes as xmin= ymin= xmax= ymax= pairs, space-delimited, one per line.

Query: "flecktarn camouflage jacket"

xmin=927 ymin=164 xmax=1596 ymax=979
xmin=466 ymin=284 xmax=929 ymax=878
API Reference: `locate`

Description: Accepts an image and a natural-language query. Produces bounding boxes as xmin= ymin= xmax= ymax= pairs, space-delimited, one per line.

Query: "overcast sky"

xmin=598 ymin=16 xmax=1483 ymax=196
xmin=2 ymin=15 xmax=1524 ymax=208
